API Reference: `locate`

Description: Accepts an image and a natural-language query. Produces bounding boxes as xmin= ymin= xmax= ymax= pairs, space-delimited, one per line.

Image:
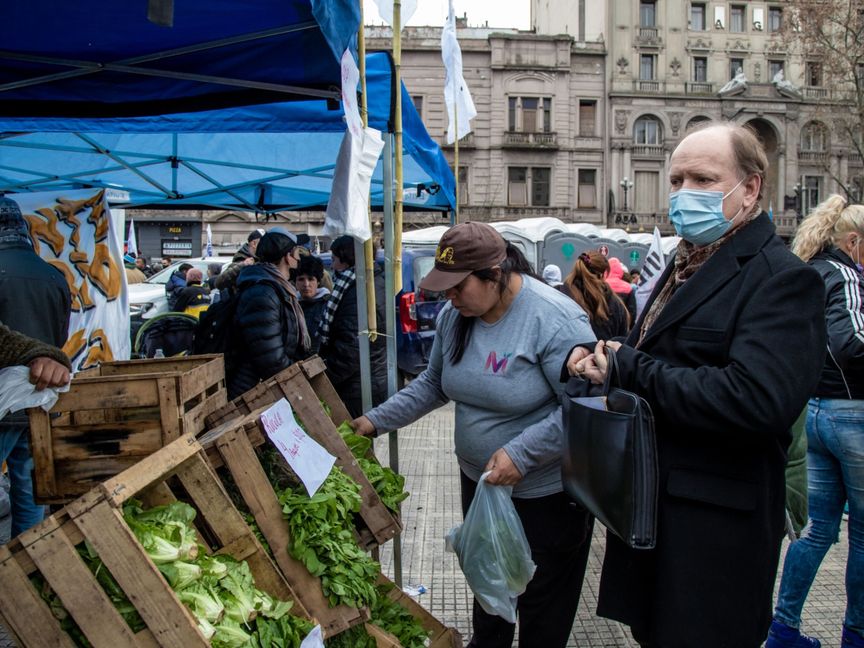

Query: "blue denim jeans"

xmin=0 ymin=421 xmax=46 ymax=537
xmin=774 ymin=397 xmax=864 ymax=635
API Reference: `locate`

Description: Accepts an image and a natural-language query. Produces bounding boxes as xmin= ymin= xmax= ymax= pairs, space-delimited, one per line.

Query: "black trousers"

xmin=459 ymin=471 xmax=594 ymax=648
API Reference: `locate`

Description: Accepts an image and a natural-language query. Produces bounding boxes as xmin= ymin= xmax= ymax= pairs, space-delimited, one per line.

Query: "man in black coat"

xmin=568 ymin=123 xmax=827 ymax=648
xmin=319 ymin=236 xmax=387 ymax=419
xmin=0 ymin=196 xmax=71 ymax=536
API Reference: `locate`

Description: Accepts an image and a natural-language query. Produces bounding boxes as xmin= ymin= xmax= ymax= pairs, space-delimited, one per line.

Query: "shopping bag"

xmin=561 ymin=347 xmax=658 ymax=549
xmin=444 ymin=472 xmax=536 ymax=623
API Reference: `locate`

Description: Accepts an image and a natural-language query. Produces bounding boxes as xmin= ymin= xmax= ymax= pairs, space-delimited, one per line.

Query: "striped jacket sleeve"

xmin=825 ymin=260 xmax=864 ymax=369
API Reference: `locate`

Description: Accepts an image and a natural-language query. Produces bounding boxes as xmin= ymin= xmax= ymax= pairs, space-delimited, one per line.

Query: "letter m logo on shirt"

xmin=485 ymin=351 xmax=512 ymax=375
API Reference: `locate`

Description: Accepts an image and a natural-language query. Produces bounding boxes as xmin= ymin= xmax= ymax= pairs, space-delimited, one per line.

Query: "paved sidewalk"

xmin=376 ymin=402 xmax=850 ymax=647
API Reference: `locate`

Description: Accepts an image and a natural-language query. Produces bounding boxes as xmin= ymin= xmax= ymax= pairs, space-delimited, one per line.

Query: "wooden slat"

xmin=305 ymin=368 xmax=352 ymax=427
xmin=273 ymin=372 xmax=402 ymax=545
xmin=178 ymin=356 xmax=224 ymax=403
xmin=0 ymin=546 xmax=75 ymax=648
xmin=99 ymin=435 xmax=202 ymax=507
xmin=174 ymin=452 xmax=298 ymax=605
xmin=215 ymin=428 xmax=363 ymax=637
xmin=50 ymin=420 xmax=163 ymax=461
xmin=156 ymin=377 xmax=182 ymax=445
xmin=27 ymin=409 xmax=57 ymax=500
xmin=96 ymin=355 xmax=219 ymax=377
xmin=23 ymin=515 xmax=144 ymax=647
xmin=366 ymin=622 xmax=401 ymax=647
xmin=74 ymin=500 xmax=207 ymax=647
xmin=182 ymin=388 xmax=227 ymax=435
xmin=54 ymin=378 xmax=161 ymax=411
xmin=49 ymin=457 xmax=149 ymax=504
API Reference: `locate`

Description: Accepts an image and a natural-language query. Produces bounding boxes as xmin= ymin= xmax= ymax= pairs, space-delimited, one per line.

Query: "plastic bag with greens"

xmin=444 ymin=472 xmax=536 ymax=623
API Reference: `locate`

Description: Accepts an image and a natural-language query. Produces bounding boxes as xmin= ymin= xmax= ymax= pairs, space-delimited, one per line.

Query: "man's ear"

xmin=743 ymin=173 xmax=761 ymax=209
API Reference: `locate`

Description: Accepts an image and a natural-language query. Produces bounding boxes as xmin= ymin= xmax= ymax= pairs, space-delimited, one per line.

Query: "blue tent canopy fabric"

xmin=0 ymin=53 xmax=456 ymax=212
xmin=0 ymin=0 xmax=360 ymax=116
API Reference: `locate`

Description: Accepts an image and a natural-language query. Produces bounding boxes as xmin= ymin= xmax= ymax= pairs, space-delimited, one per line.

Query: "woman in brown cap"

xmin=353 ymin=222 xmax=597 ymax=648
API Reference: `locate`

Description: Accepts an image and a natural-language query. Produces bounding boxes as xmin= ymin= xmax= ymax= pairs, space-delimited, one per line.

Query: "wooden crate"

xmin=0 ymin=434 xmax=308 ymax=648
xmin=200 ymin=418 xmax=371 ymax=637
xmin=366 ymin=575 xmax=463 ymax=648
xmin=28 ymin=355 xmax=228 ymax=503
xmin=204 ymin=358 xmax=402 ymax=549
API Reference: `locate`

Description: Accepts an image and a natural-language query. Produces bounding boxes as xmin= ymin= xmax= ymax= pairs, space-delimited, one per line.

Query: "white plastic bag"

xmin=299 ymin=624 xmax=324 ymax=648
xmin=445 ymin=472 xmax=536 ymax=623
xmin=0 ymin=366 xmax=69 ymax=420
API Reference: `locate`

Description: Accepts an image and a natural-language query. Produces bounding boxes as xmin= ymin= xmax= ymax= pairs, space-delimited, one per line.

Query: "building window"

xmin=634 ymin=116 xmax=663 ymax=145
xmin=693 ymin=57 xmax=708 ymax=82
xmin=508 ymin=97 xmax=552 ymax=133
xmin=769 ymin=60 xmax=785 ymax=80
xmin=640 ymin=0 xmax=656 ymax=27
xmin=579 ymin=100 xmax=597 ymax=136
xmin=804 ymin=175 xmax=822 ymax=211
xmin=640 ymin=54 xmax=656 ymax=80
xmin=850 ymin=176 xmax=864 ymax=203
xmin=768 ymin=6 xmax=782 ymax=32
xmin=690 ymin=3 xmax=706 ymax=30
xmin=635 ymin=171 xmax=660 ymax=212
xmin=508 ymin=167 xmax=551 ymax=206
xmin=730 ymin=5 xmax=746 ymax=32
xmin=458 ymin=166 xmax=469 ymax=205
xmin=801 ymin=123 xmax=827 ymax=152
xmin=730 ymin=58 xmax=744 ymax=80
xmin=806 ymin=62 xmax=822 ymax=87
xmin=411 ymin=95 xmax=424 ymax=120
xmin=578 ymin=169 xmax=597 ymax=208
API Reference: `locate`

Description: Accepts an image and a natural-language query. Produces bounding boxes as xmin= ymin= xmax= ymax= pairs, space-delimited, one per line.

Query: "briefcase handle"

xmin=598 ymin=346 xmax=621 ymax=396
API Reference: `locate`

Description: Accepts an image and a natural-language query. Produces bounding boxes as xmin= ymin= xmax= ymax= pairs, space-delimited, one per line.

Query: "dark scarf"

xmin=637 ymin=208 xmax=761 ymax=348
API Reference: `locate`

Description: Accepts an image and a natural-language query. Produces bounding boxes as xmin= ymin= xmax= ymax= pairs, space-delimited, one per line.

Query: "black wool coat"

xmin=596 ymin=214 xmax=826 ymax=648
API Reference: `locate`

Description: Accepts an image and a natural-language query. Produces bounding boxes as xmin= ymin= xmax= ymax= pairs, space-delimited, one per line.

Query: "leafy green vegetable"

xmin=324 ymin=624 xmax=376 ymax=648
xmin=212 ymin=619 xmax=253 ymax=647
xmin=336 ymin=421 xmax=409 ymax=513
xmin=158 ymin=560 xmax=202 ymax=590
xmin=278 ymin=467 xmax=380 ymax=608
xmin=177 ymin=582 xmax=225 ymax=623
xmin=368 ymin=583 xmax=431 ymax=648
xmin=251 ymin=614 xmax=315 ymax=648
xmin=122 ymin=499 xmax=199 ymax=563
xmin=319 ymin=399 xmax=333 ymax=418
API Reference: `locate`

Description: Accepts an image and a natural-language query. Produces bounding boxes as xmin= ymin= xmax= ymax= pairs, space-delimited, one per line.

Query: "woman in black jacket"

xmin=768 ymin=195 xmax=864 ymax=648
xmin=557 ymin=250 xmax=630 ymax=339
xmin=227 ymin=228 xmax=310 ymax=399
xmin=319 ymin=235 xmax=387 ymax=418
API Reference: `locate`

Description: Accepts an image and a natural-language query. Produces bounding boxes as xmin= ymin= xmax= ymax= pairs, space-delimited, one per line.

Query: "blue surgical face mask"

xmin=668 ymin=178 xmax=746 ymax=246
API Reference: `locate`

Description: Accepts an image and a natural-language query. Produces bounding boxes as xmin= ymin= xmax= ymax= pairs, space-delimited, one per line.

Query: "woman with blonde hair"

xmin=558 ymin=251 xmax=630 ymax=339
xmin=768 ymin=194 xmax=864 ymax=648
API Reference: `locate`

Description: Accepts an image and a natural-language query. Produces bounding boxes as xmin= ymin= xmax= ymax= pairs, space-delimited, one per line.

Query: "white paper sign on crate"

xmin=259 ymin=398 xmax=336 ymax=496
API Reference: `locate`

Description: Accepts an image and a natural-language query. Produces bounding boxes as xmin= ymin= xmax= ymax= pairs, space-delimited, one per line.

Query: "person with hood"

xmin=165 ymin=262 xmax=192 ymax=310
xmin=294 ymin=255 xmax=330 ymax=354
xmin=0 ymin=196 xmax=71 ymax=536
xmin=213 ymin=229 xmax=265 ymax=297
xmin=124 ymin=253 xmax=146 ymax=284
xmin=605 ymin=256 xmax=637 ymax=325
xmin=173 ymin=268 xmax=210 ymax=318
xmin=767 ymin=195 xmax=864 ymax=648
xmin=542 ymin=263 xmax=563 ymax=287
xmin=319 ymin=235 xmax=388 ymax=418
xmin=228 ymin=227 xmax=310 ymax=399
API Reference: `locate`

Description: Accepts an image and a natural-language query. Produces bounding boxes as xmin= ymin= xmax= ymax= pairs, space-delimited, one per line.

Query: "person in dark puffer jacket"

xmin=318 ymin=235 xmax=388 ymax=418
xmin=227 ymin=228 xmax=311 ymax=399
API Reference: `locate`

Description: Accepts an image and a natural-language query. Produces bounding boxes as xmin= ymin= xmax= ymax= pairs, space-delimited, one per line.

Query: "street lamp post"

xmin=620 ymin=177 xmax=634 ymax=211
xmin=793 ymin=182 xmax=802 ymax=221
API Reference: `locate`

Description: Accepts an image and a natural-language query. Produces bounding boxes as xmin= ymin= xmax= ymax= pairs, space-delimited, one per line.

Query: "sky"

xmin=363 ymin=0 xmax=530 ymax=30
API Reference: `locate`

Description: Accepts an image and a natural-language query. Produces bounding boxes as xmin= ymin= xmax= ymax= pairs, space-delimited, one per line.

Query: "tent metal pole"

xmin=354 ymin=237 xmax=373 ymax=415
xmin=392 ymin=0 xmax=404 ymax=295
xmin=382 ymin=132 xmax=402 ymax=588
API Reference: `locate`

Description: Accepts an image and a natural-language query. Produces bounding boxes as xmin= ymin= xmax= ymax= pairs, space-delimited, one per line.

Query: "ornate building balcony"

xmin=631 ymin=144 xmax=666 ymax=159
xmin=636 ymin=27 xmax=662 ymax=46
xmin=634 ymin=80 xmax=664 ymax=93
xmin=803 ymin=87 xmax=828 ymax=100
xmin=798 ymin=150 xmax=829 ymax=165
xmin=685 ymin=81 xmax=713 ymax=94
xmin=573 ymin=136 xmax=603 ymax=149
xmin=502 ymin=131 xmax=559 ymax=148
xmin=441 ymin=132 xmax=475 ymax=148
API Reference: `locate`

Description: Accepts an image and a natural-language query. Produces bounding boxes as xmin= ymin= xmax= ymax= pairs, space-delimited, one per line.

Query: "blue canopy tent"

xmin=0 ymin=53 xmax=455 ymax=213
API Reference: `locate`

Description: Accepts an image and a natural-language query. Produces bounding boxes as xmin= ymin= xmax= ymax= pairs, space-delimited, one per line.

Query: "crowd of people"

xmin=0 ymin=118 xmax=862 ymax=647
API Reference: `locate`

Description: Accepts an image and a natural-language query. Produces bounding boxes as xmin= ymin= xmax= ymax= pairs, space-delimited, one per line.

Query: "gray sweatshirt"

xmin=366 ymin=275 xmax=595 ymax=498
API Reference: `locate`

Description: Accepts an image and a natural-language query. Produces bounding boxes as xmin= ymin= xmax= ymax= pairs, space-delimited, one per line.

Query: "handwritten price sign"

xmin=259 ymin=398 xmax=336 ymax=496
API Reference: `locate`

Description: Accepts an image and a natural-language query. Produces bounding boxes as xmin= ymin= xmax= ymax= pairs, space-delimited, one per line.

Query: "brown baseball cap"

xmin=419 ymin=222 xmax=507 ymax=292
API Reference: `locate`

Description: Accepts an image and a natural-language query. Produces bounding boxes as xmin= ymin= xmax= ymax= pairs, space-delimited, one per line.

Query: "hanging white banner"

xmin=372 ymin=0 xmax=418 ymax=29
xmin=441 ymin=0 xmax=477 ymax=144
xmin=635 ymin=226 xmax=667 ymax=318
xmin=13 ymin=189 xmax=131 ymax=369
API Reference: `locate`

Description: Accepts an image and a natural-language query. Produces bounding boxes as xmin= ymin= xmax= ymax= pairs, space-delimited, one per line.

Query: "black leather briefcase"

xmin=561 ymin=347 xmax=658 ymax=549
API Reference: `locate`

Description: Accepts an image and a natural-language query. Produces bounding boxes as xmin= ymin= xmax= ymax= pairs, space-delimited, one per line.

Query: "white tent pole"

xmin=354 ymin=237 xmax=373 ymax=413
xmin=382 ymin=132 xmax=402 ymax=587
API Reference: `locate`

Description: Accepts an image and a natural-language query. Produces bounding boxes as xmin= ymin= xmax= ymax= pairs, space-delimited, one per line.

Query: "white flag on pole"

xmin=635 ymin=227 xmax=667 ymax=318
xmin=372 ymin=0 xmax=417 ymax=29
xmin=441 ymin=0 xmax=477 ymax=144
xmin=206 ymin=223 xmax=213 ymax=257
xmin=125 ymin=217 xmax=137 ymax=257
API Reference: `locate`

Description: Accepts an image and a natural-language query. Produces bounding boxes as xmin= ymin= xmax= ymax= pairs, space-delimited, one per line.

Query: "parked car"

xmin=128 ymin=256 xmax=233 ymax=342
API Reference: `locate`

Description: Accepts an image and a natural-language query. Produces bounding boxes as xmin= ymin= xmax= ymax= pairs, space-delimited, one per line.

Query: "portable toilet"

xmin=542 ymin=232 xmax=604 ymax=277
xmin=402 ymin=225 xmax=449 ymax=250
xmin=565 ymin=223 xmax=603 ymax=239
xmin=491 ymin=217 xmax=566 ymax=271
